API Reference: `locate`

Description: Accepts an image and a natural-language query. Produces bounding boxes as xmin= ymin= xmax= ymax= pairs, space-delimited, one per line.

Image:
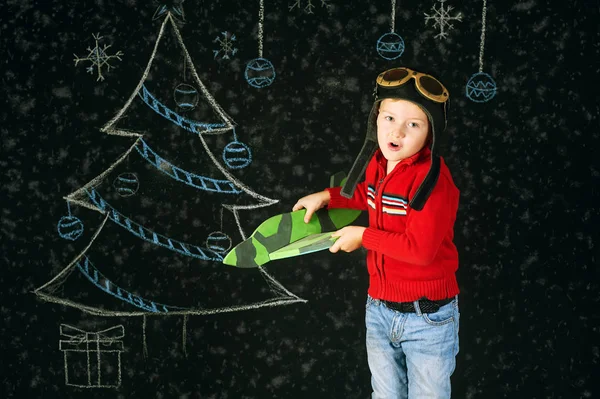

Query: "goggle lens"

xmin=383 ymin=68 xmax=409 ymax=81
xmin=376 ymin=67 xmax=448 ymax=103
xmin=419 ymin=75 xmax=444 ymax=96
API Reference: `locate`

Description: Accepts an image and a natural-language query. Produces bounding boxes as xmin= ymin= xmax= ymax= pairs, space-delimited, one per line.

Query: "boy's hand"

xmin=293 ymin=191 xmax=331 ymax=223
xmin=330 ymin=226 xmax=366 ymax=253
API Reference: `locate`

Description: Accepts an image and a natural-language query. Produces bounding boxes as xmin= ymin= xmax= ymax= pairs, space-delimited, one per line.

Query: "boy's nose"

xmin=390 ymin=128 xmax=405 ymax=138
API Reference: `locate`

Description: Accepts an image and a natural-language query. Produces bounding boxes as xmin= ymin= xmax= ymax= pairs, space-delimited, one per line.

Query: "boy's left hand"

xmin=330 ymin=226 xmax=366 ymax=253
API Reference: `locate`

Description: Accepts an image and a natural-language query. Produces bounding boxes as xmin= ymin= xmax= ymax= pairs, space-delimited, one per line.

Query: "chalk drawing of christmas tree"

xmin=35 ymin=12 xmax=306 ymax=316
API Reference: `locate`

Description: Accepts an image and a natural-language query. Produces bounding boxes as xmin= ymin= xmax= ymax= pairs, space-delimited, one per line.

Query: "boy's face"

xmin=376 ymin=99 xmax=430 ymax=169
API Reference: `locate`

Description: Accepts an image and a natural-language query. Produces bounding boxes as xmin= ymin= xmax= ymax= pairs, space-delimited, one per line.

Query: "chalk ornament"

xmin=174 ymin=83 xmax=199 ymax=111
xmin=376 ymin=32 xmax=405 ymax=60
xmin=206 ymin=231 xmax=232 ymax=253
xmin=223 ymin=141 xmax=252 ymax=169
xmin=245 ymin=58 xmax=276 ymax=88
xmin=57 ymin=215 xmax=84 ymax=241
xmin=113 ymin=172 xmax=140 ymax=197
xmin=466 ymin=72 xmax=497 ymax=103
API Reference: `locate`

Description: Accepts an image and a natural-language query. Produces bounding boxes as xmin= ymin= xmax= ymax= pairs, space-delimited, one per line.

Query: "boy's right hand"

xmin=292 ymin=190 xmax=331 ymax=223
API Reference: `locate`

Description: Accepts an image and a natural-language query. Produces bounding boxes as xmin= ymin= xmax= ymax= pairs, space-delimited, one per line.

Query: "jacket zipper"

xmin=374 ymin=168 xmax=386 ymax=291
xmin=374 ymin=163 xmax=405 ymax=293
xmin=376 ymin=178 xmax=384 ymax=228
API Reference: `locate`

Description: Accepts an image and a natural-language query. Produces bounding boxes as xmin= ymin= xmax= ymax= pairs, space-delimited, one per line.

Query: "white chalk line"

xmin=258 ymin=0 xmax=264 ymax=57
xmin=391 ymin=0 xmax=396 ymax=32
xmin=479 ymin=0 xmax=487 ymax=72
xmin=36 ymin=12 xmax=306 ymax=317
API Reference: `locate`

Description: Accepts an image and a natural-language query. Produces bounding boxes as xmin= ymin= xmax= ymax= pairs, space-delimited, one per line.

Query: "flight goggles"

xmin=376 ymin=67 xmax=449 ymax=103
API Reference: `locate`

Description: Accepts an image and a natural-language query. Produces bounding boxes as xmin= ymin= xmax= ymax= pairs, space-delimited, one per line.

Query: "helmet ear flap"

xmin=341 ymin=101 xmax=380 ymax=198
xmin=366 ymin=100 xmax=381 ymax=141
xmin=340 ymin=141 xmax=377 ymax=198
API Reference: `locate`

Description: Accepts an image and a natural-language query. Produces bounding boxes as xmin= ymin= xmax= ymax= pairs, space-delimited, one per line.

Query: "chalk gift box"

xmin=59 ymin=324 xmax=124 ymax=388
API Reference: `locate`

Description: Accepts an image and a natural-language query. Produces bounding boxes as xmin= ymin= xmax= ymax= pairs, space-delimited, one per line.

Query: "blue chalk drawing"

xmin=57 ymin=215 xmax=84 ymax=241
xmin=135 ymin=138 xmax=242 ymax=193
xmin=173 ymin=83 xmax=199 ymax=111
xmin=376 ymin=0 xmax=405 ymax=60
xmin=74 ymin=33 xmax=123 ymax=81
xmin=376 ymin=32 xmax=405 ymax=60
xmin=222 ymin=128 xmax=252 ymax=169
xmin=424 ymin=0 xmax=462 ymax=40
xmin=213 ymin=31 xmax=238 ymax=60
xmin=57 ymin=202 xmax=84 ymax=240
xmin=245 ymin=58 xmax=276 ymax=88
xmin=223 ymin=141 xmax=252 ymax=169
xmin=153 ymin=2 xmax=185 ymax=23
xmin=466 ymin=72 xmax=497 ymax=103
xmin=138 ymin=85 xmax=227 ymax=134
xmin=85 ymin=188 xmax=224 ymax=261
xmin=77 ymin=255 xmax=186 ymax=313
xmin=466 ymin=0 xmax=496 ymax=102
xmin=113 ymin=172 xmax=139 ymax=197
xmin=206 ymin=231 xmax=232 ymax=253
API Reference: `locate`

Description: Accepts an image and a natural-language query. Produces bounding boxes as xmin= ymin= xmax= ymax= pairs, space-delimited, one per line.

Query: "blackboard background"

xmin=2 ymin=0 xmax=599 ymax=398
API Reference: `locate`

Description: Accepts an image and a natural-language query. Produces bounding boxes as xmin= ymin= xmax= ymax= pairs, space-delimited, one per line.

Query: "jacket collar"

xmin=375 ymin=146 xmax=431 ymax=169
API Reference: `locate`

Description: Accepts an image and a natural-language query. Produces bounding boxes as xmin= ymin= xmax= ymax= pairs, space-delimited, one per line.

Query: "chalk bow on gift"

xmin=60 ymin=324 xmax=125 ymax=343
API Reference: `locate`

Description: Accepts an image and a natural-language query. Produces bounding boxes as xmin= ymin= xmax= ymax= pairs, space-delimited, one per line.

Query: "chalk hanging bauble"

xmin=206 ymin=231 xmax=232 ymax=253
xmin=245 ymin=58 xmax=276 ymax=88
xmin=376 ymin=32 xmax=405 ymax=60
xmin=223 ymin=141 xmax=252 ymax=169
xmin=174 ymin=83 xmax=199 ymax=111
xmin=113 ymin=172 xmax=140 ymax=197
xmin=57 ymin=215 xmax=84 ymax=241
xmin=466 ymin=72 xmax=497 ymax=103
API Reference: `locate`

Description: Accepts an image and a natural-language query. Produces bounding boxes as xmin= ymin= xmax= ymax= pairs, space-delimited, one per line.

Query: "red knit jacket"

xmin=326 ymin=146 xmax=460 ymax=302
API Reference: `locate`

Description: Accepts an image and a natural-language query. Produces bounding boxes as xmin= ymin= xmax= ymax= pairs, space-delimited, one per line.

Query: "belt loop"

xmin=413 ymin=300 xmax=422 ymax=316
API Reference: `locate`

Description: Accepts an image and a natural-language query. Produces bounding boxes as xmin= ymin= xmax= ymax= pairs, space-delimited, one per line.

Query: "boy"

xmin=293 ymin=67 xmax=460 ymax=398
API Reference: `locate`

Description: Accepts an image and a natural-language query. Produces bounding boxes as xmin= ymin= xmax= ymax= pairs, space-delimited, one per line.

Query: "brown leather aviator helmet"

xmin=341 ymin=67 xmax=449 ymax=211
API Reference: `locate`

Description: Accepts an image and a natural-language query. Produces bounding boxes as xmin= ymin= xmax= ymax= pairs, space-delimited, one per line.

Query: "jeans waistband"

xmin=381 ymin=297 xmax=454 ymax=314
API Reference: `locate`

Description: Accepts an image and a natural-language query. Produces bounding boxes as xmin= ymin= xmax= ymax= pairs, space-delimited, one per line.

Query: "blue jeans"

xmin=365 ymin=295 xmax=460 ymax=399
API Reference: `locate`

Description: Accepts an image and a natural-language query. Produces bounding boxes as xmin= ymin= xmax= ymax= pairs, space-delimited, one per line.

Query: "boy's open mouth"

xmin=388 ymin=142 xmax=401 ymax=151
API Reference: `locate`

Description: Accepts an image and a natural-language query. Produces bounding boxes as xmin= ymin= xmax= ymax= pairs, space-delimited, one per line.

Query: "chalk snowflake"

xmin=213 ymin=31 xmax=238 ymax=60
xmin=73 ymin=33 xmax=123 ymax=81
xmin=424 ymin=0 xmax=462 ymax=39
xmin=289 ymin=0 xmax=331 ymax=14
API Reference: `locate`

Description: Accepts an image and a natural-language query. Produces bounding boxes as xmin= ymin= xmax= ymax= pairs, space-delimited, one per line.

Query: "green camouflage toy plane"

xmin=222 ymin=173 xmax=362 ymax=268
xmin=269 ymin=232 xmax=340 ymax=261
